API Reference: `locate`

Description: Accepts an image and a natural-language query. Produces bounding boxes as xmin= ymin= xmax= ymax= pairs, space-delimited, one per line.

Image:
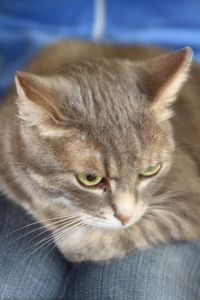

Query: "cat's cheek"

xmin=137 ymin=161 xmax=172 ymax=195
xmin=52 ymin=196 xmax=78 ymax=210
xmin=138 ymin=178 xmax=153 ymax=191
xmin=77 ymin=210 xmax=123 ymax=230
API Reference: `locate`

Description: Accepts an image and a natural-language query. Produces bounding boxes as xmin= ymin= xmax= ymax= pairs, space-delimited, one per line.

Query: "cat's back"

xmin=24 ymin=40 xmax=162 ymax=74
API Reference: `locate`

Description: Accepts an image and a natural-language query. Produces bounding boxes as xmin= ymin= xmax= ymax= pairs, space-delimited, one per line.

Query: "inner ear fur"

xmin=137 ymin=47 xmax=193 ymax=107
xmin=15 ymin=71 xmax=66 ymax=125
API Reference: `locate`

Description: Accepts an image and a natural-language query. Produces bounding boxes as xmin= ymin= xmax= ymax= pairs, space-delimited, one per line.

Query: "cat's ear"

xmin=15 ymin=72 xmax=66 ymax=136
xmin=139 ymin=47 xmax=193 ymax=119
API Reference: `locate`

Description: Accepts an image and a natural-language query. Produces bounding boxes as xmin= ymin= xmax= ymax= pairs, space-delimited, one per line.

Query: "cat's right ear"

xmin=15 ymin=72 xmax=68 ymax=137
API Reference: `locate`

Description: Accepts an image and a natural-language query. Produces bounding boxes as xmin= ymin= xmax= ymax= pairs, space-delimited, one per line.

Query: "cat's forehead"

xmin=57 ymin=60 xmax=168 ymax=157
xmin=59 ymin=59 xmax=148 ymax=130
xmin=59 ymin=58 xmax=142 ymax=103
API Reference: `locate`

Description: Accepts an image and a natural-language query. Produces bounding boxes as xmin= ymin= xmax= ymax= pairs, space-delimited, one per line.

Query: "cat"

xmin=0 ymin=41 xmax=200 ymax=262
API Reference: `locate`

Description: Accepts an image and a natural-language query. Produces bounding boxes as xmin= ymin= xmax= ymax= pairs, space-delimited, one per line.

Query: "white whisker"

xmin=41 ymin=224 xmax=92 ymax=264
xmin=12 ymin=215 xmax=78 ymax=233
xmin=22 ymin=218 xmax=80 ymax=252
xmin=22 ymin=216 xmax=94 ymax=263
xmin=10 ymin=217 xmax=77 ymax=246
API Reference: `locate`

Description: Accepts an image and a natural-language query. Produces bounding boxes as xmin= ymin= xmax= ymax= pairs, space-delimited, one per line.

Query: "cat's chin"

xmin=86 ymin=218 xmax=136 ymax=231
xmin=92 ymin=223 xmax=133 ymax=231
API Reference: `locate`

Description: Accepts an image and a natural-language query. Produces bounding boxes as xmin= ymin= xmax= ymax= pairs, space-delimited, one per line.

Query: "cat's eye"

xmin=77 ymin=173 xmax=103 ymax=187
xmin=139 ymin=163 xmax=162 ymax=178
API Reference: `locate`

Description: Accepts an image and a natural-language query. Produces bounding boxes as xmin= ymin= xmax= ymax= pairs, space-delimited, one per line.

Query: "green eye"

xmin=77 ymin=173 xmax=103 ymax=187
xmin=140 ymin=163 xmax=162 ymax=177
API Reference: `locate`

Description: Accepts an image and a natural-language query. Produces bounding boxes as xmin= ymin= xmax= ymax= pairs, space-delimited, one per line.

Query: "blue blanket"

xmin=0 ymin=0 xmax=200 ymax=97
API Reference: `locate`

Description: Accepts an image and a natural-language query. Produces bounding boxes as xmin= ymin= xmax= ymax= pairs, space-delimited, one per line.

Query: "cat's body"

xmin=0 ymin=41 xmax=200 ymax=262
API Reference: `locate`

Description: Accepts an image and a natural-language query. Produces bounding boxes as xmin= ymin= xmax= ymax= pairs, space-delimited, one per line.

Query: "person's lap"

xmin=0 ymin=194 xmax=200 ymax=300
xmin=64 ymin=241 xmax=200 ymax=300
xmin=0 ymin=194 xmax=70 ymax=300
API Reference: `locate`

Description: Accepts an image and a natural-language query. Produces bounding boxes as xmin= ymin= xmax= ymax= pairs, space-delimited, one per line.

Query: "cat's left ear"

xmin=15 ymin=71 xmax=67 ymax=136
xmin=138 ymin=47 xmax=193 ymax=119
xmin=15 ymin=71 xmax=65 ymax=123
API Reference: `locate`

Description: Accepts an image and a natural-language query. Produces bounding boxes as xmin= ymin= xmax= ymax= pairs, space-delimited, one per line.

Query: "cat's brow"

xmin=104 ymin=156 xmax=119 ymax=179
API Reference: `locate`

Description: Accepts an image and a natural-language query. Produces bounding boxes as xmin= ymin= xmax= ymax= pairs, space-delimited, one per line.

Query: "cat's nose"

xmin=115 ymin=213 xmax=131 ymax=225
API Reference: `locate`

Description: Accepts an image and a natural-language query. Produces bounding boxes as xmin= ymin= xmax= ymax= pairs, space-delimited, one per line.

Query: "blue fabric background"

xmin=0 ymin=0 xmax=200 ymax=97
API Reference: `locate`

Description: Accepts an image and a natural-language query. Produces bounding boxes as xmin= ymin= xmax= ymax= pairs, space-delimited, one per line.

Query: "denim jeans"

xmin=0 ymin=194 xmax=200 ymax=300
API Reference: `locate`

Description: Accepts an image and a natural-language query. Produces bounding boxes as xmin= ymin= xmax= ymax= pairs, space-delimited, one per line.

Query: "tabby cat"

xmin=0 ymin=41 xmax=200 ymax=262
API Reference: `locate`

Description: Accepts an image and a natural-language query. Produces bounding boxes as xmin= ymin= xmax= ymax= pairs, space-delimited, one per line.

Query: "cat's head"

xmin=15 ymin=48 xmax=192 ymax=230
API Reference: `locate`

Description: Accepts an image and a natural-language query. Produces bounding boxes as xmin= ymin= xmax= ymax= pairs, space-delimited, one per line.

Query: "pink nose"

xmin=115 ymin=214 xmax=131 ymax=225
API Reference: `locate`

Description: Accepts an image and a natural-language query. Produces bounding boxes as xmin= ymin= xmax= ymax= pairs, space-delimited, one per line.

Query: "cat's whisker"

xmin=146 ymin=203 xmax=185 ymax=221
xmin=47 ymin=216 xmax=94 ymax=243
xmin=22 ymin=216 xmax=94 ymax=263
xmin=19 ymin=218 xmax=81 ymax=253
xmin=12 ymin=215 xmax=78 ymax=233
xmin=45 ymin=216 xmax=94 ymax=253
xmin=40 ymin=221 xmax=91 ymax=262
xmin=48 ymin=223 xmax=84 ymax=248
xmin=41 ymin=224 xmax=92 ymax=264
xmin=22 ymin=221 xmax=85 ymax=263
xmin=55 ymin=221 xmax=87 ymax=240
xmin=10 ymin=217 xmax=77 ymax=245
xmin=176 ymin=142 xmax=200 ymax=150
xmin=147 ymin=205 xmax=172 ymax=213
xmin=151 ymin=191 xmax=181 ymax=203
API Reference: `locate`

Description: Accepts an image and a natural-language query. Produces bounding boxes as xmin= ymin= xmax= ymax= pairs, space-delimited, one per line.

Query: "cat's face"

xmin=15 ymin=48 xmax=192 ymax=230
xmin=50 ymin=112 xmax=173 ymax=230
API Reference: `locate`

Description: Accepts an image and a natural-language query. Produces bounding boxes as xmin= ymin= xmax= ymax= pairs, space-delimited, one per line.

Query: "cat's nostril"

xmin=114 ymin=213 xmax=131 ymax=225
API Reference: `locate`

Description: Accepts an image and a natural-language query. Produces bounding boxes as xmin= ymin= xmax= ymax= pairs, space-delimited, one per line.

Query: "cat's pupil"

xmin=86 ymin=174 xmax=97 ymax=182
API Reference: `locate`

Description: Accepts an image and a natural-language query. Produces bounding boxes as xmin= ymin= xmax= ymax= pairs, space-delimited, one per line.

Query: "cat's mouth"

xmin=80 ymin=202 xmax=147 ymax=231
xmin=88 ymin=217 xmax=131 ymax=230
xmin=53 ymin=196 xmax=147 ymax=231
xmin=94 ymin=221 xmax=135 ymax=230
